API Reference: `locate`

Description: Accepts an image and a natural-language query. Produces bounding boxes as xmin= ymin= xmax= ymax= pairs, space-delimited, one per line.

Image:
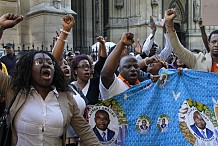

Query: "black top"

xmin=86 ymin=77 xmax=100 ymax=105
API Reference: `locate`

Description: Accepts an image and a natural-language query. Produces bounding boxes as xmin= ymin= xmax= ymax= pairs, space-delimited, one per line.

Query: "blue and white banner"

xmin=88 ymin=68 xmax=218 ymax=146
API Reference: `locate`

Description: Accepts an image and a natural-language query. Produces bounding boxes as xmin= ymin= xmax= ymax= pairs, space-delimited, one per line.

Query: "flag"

xmin=88 ymin=68 xmax=218 ymax=146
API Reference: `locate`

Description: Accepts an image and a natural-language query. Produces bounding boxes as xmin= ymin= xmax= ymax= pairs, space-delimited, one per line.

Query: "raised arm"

xmin=141 ymin=16 xmax=156 ymax=56
xmin=0 ymin=13 xmax=23 ymax=40
xmin=165 ymin=8 xmax=196 ymax=69
xmin=159 ymin=24 xmax=173 ymax=61
xmin=198 ymin=18 xmax=209 ymax=52
xmin=96 ymin=36 xmax=107 ymax=58
xmin=52 ymin=14 xmax=75 ymax=62
xmin=100 ymin=32 xmax=134 ymax=89
xmin=93 ymin=36 xmax=108 ymax=76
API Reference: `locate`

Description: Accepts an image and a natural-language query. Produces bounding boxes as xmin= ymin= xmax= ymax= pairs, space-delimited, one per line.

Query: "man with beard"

xmin=164 ymin=8 xmax=218 ymax=73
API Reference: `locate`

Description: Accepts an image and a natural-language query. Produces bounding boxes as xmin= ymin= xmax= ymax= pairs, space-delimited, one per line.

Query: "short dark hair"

xmin=95 ymin=110 xmax=109 ymax=120
xmin=71 ymin=54 xmax=92 ymax=69
xmin=208 ymin=30 xmax=218 ymax=42
xmin=71 ymin=54 xmax=92 ymax=76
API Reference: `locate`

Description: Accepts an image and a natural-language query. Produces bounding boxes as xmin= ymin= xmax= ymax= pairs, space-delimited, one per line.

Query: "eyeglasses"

xmin=76 ymin=65 xmax=92 ymax=69
xmin=34 ymin=58 xmax=55 ymax=66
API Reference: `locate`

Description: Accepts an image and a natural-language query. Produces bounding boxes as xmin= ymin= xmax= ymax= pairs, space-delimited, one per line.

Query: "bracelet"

xmin=144 ymin=57 xmax=148 ymax=66
xmin=60 ymin=29 xmax=71 ymax=35
xmin=57 ymin=37 xmax=68 ymax=43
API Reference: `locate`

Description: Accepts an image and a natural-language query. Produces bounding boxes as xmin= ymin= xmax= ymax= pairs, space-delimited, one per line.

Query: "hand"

xmin=146 ymin=55 xmax=160 ymax=65
xmin=149 ymin=16 xmax=156 ymax=33
xmin=120 ymin=32 xmax=134 ymax=46
xmin=198 ymin=18 xmax=204 ymax=28
xmin=133 ymin=39 xmax=142 ymax=55
xmin=96 ymin=36 xmax=106 ymax=44
xmin=61 ymin=14 xmax=75 ymax=32
xmin=164 ymin=8 xmax=176 ymax=25
xmin=0 ymin=13 xmax=23 ymax=29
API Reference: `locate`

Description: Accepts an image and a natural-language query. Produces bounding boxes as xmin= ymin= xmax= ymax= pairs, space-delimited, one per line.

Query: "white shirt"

xmin=66 ymin=86 xmax=86 ymax=138
xmin=14 ymin=87 xmax=64 ymax=146
xmin=72 ymin=80 xmax=90 ymax=97
xmin=96 ymin=127 xmax=108 ymax=141
xmin=70 ymin=86 xmax=86 ymax=115
xmin=99 ymin=74 xmax=129 ymax=100
xmin=142 ymin=33 xmax=154 ymax=56
xmin=81 ymin=79 xmax=90 ymax=96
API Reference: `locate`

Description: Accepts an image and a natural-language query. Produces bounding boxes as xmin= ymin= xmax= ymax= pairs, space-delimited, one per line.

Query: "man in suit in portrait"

xmin=140 ymin=119 xmax=149 ymax=134
xmin=93 ymin=110 xmax=115 ymax=142
xmin=161 ymin=118 xmax=168 ymax=132
xmin=190 ymin=111 xmax=214 ymax=139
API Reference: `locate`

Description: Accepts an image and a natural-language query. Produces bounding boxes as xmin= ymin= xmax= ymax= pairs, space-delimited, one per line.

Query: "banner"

xmin=87 ymin=68 xmax=218 ymax=146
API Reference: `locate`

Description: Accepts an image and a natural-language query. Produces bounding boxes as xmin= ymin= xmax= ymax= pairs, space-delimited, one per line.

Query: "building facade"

xmin=0 ymin=0 xmax=75 ymax=52
xmin=0 ymin=0 xmax=216 ymax=54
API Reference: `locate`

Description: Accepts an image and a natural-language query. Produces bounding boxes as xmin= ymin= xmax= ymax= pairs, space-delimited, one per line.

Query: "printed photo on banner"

xmin=87 ymin=98 xmax=128 ymax=145
xmin=136 ymin=115 xmax=151 ymax=135
xmin=179 ymin=99 xmax=218 ymax=145
xmin=157 ymin=114 xmax=170 ymax=132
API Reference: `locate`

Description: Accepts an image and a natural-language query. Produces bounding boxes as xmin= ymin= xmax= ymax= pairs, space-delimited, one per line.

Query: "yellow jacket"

xmin=1 ymin=62 xmax=8 ymax=75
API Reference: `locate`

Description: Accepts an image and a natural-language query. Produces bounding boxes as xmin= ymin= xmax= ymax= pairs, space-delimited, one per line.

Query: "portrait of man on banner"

xmin=179 ymin=99 xmax=218 ymax=145
xmin=93 ymin=110 xmax=116 ymax=142
xmin=88 ymin=105 xmax=119 ymax=144
xmin=139 ymin=119 xmax=149 ymax=134
xmin=136 ymin=116 xmax=151 ymax=135
xmin=157 ymin=114 xmax=170 ymax=132
xmin=190 ymin=111 xmax=214 ymax=139
xmin=160 ymin=118 xmax=168 ymax=132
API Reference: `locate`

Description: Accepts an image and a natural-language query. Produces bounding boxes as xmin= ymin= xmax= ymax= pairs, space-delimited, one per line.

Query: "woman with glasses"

xmin=2 ymin=50 xmax=100 ymax=146
xmin=0 ymin=13 xmax=100 ymax=146
xmin=71 ymin=36 xmax=107 ymax=105
xmin=71 ymin=54 xmax=101 ymax=105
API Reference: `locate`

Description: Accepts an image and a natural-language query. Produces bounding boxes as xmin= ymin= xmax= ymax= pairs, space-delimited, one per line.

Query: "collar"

xmin=96 ymin=126 xmax=108 ymax=135
xmin=118 ymin=74 xmax=140 ymax=87
xmin=195 ymin=124 xmax=206 ymax=133
xmin=30 ymin=85 xmax=58 ymax=96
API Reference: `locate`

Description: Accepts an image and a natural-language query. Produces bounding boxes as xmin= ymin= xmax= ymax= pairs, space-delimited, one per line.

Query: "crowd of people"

xmin=0 ymin=7 xmax=217 ymax=146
